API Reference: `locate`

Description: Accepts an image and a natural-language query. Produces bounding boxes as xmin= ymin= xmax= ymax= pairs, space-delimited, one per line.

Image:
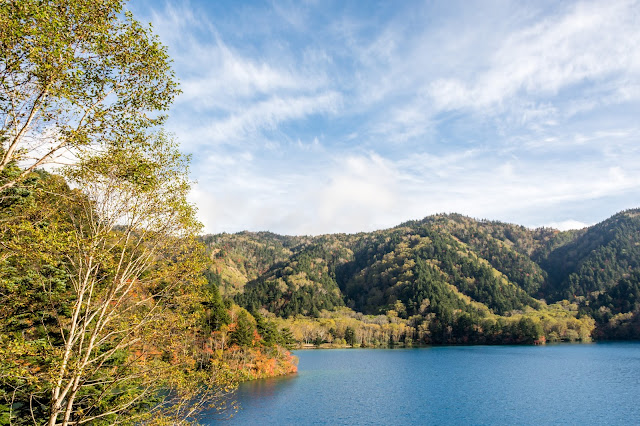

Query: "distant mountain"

xmin=200 ymin=231 xmax=307 ymax=294
xmin=202 ymin=208 xmax=640 ymax=341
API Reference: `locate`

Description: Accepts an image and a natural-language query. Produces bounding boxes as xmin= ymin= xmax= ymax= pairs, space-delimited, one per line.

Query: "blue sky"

xmin=130 ymin=0 xmax=640 ymax=235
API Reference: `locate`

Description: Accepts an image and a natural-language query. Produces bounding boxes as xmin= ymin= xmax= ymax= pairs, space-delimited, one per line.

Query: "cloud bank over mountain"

xmin=133 ymin=0 xmax=640 ymax=235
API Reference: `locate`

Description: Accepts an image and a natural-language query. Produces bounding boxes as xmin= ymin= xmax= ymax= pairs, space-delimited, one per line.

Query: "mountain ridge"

xmin=203 ymin=208 xmax=640 ymax=343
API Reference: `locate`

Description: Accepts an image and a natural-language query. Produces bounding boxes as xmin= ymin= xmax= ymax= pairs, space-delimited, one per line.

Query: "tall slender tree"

xmin=0 ymin=1 xmax=237 ymax=424
xmin=0 ymin=0 xmax=179 ymax=191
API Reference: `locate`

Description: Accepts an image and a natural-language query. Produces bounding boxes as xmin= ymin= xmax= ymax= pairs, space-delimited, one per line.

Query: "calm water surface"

xmin=207 ymin=343 xmax=640 ymax=425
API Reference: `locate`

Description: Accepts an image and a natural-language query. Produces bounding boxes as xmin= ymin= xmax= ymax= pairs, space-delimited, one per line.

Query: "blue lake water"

xmin=206 ymin=343 xmax=640 ymax=425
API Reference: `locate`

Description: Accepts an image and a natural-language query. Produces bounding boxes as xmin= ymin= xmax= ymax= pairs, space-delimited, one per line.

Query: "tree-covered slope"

xmin=236 ymin=235 xmax=354 ymax=317
xmin=209 ymin=209 xmax=640 ymax=342
xmin=228 ymin=222 xmax=539 ymax=320
xmin=339 ymin=224 xmax=538 ymax=317
xmin=201 ymin=231 xmax=308 ymax=294
xmin=538 ymin=209 xmax=640 ymax=300
xmin=405 ymin=214 xmax=551 ymax=296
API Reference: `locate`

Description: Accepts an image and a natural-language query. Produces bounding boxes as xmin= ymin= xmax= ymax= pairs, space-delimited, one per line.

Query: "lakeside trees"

xmin=0 ymin=1 xmax=247 ymax=424
xmin=0 ymin=120 xmax=238 ymax=424
xmin=270 ymin=305 xmax=593 ymax=348
xmin=202 ymin=211 xmax=640 ymax=345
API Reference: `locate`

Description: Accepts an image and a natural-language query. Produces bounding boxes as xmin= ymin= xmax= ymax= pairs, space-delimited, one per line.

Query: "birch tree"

xmin=0 ymin=2 xmax=237 ymax=422
xmin=1 ymin=133 xmax=236 ymax=425
xmin=0 ymin=0 xmax=178 ymax=191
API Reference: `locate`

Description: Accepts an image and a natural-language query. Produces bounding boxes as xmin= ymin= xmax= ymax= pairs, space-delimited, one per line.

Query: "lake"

xmin=206 ymin=343 xmax=640 ymax=425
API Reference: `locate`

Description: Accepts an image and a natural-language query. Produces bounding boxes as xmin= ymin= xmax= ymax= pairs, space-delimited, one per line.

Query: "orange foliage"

xmin=221 ymin=346 xmax=298 ymax=381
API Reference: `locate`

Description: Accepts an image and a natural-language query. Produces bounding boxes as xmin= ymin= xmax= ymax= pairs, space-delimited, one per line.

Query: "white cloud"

xmin=427 ymin=0 xmax=640 ymax=115
xmin=542 ymin=220 xmax=590 ymax=231
xmin=139 ymin=0 xmax=640 ymax=235
xmin=195 ymin=92 xmax=341 ymax=144
xmin=313 ymin=154 xmax=399 ymax=231
xmin=190 ymin=152 xmax=401 ymax=235
xmin=190 ymin=138 xmax=640 ymax=235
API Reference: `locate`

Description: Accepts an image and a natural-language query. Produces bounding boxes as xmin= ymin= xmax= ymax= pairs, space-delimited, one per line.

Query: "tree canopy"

xmin=0 ymin=2 xmax=234 ymax=424
xmin=0 ymin=0 xmax=179 ymax=191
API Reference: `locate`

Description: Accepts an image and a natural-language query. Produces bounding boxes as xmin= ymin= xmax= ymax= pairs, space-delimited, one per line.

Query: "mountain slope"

xmin=202 ymin=208 xmax=640 ymax=341
xmin=201 ymin=231 xmax=308 ymax=294
xmin=237 ymin=235 xmax=354 ymax=317
xmin=539 ymin=209 xmax=640 ymax=300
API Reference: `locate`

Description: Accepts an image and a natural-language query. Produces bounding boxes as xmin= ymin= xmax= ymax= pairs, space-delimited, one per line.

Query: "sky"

xmin=129 ymin=0 xmax=640 ymax=236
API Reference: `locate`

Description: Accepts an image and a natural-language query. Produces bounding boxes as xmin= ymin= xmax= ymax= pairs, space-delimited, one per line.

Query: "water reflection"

xmin=237 ymin=373 xmax=298 ymax=400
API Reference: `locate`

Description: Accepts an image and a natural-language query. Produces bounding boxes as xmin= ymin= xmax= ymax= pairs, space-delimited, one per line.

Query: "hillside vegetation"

xmin=207 ymin=210 xmax=640 ymax=345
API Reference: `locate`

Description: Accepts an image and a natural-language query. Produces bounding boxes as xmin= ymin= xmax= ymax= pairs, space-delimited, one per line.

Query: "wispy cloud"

xmin=140 ymin=1 xmax=338 ymax=148
xmin=133 ymin=0 xmax=640 ymax=234
xmin=180 ymin=92 xmax=341 ymax=147
xmin=426 ymin=1 xmax=640 ymax=116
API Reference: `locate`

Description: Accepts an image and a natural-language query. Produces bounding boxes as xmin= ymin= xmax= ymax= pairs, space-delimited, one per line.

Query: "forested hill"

xmin=204 ymin=208 xmax=640 ymax=342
